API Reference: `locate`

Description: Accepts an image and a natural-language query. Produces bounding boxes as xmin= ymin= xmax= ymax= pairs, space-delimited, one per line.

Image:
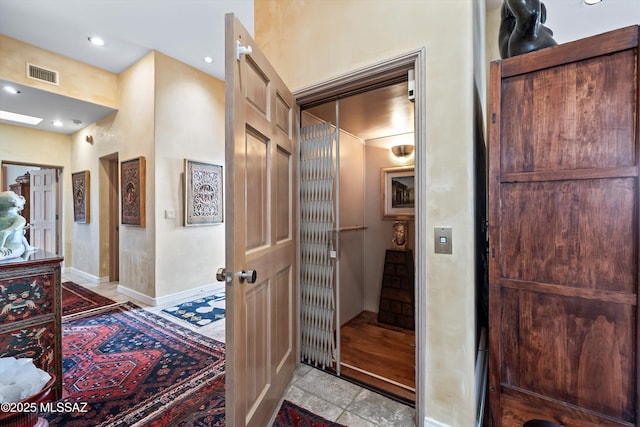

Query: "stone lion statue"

xmin=0 ymin=191 xmax=36 ymax=260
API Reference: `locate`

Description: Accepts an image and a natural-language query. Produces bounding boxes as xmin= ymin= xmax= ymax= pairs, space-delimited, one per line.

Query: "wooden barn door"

xmin=488 ymin=26 xmax=639 ymax=427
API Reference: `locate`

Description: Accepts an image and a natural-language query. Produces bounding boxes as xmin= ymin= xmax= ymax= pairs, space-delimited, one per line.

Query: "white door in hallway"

xmin=30 ymin=169 xmax=58 ymax=254
xmin=224 ymin=13 xmax=298 ymax=427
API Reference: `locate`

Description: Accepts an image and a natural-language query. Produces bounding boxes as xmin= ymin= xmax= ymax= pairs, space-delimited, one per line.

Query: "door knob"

xmin=216 ymin=268 xmax=231 ymax=283
xmin=238 ymin=270 xmax=257 ymax=284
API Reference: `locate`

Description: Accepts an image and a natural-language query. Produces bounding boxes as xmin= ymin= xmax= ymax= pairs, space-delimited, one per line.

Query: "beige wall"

xmin=153 ymin=52 xmax=226 ymax=298
xmin=485 ymin=4 xmax=502 ymax=77
xmin=69 ymin=51 xmax=227 ymax=300
xmin=0 ymin=35 xmax=118 ymax=109
xmin=113 ymin=53 xmax=156 ymax=297
xmin=0 ymin=124 xmax=73 ymax=264
xmin=70 ymin=51 xmax=156 ymax=295
xmin=69 ymin=121 xmax=102 ymax=278
xmin=256 ymin=1 xmax=476 ymax=425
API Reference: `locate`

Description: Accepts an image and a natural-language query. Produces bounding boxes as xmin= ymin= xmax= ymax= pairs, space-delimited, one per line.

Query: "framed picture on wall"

xmin=121 ymin=156 xmax=146 ymax=227
xmin=72 ymin=170 xmax=90 ymax=223
xmin=381 ymin=166 xmax=415 ymax=220
xmin=184 ymin=159 xmax=223 ymax=226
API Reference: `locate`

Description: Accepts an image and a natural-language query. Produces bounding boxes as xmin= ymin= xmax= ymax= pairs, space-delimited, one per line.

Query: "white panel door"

xmin=30 ymin=169 xmax=57 ymax=254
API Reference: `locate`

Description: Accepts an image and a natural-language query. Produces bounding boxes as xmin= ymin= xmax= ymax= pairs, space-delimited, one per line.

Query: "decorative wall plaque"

xmin=72 ymin=171 xmax=90 ymax=223
xmin=121 ymin=157 xmax=145 ymax=227
xmin=184 ymin=160 xmax=223 ymax=226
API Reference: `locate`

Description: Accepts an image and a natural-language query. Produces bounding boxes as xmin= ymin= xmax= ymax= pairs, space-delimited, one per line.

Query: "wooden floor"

xmin=338 ymin=311 xmax=415 ymax=403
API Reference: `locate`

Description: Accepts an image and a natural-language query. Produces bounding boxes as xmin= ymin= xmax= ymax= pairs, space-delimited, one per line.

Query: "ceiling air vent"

xmin=26 ymin=63 xmax=59 ymax=85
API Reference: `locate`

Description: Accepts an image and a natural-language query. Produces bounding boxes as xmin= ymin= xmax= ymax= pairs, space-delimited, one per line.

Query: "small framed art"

xmin=381 ymin=165 xmax=415 ymax=220
xmin=184 ymin=159 xmax=223 ymax=226
xmin=72 ymin=170 xmax=90 ymax=223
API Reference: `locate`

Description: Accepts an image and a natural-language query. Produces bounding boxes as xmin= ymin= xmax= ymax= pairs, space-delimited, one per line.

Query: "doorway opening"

xmin=296 ymin=53 xmax=422 ymax=405
xmin=2 ymin=161 xmax=63 ymax=255
xmin=99 ymin=153 xmax=119 ymax=282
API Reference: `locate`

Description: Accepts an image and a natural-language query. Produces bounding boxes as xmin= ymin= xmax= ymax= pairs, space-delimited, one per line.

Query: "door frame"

xmin=294 ymin=48 xmax=427 ymax=421
xmin=99 ymin=153 xmax=119 ymax=282
xmin=1 ymin=160 xmax=63 ymax=255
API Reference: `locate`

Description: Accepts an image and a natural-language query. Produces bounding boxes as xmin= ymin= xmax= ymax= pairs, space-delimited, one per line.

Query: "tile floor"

xmin=281 ymin=365 xmax=415 ymax=426
xmin=62 ymin=271 xmax=416 ymax=426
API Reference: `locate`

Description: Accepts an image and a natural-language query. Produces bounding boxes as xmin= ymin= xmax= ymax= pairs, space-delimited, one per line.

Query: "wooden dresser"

xmin=0 ymin=251 xmax=63 ymax=400
xmin=488 ymin=26 xmax=639 ymax=426
xmin=377 ymin=249 xmax=414 ymax=330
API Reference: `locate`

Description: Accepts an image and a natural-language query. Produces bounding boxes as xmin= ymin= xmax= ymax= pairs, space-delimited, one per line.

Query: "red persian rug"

xmin=44 ymin=302 xmax=225 ymax=426
xmin=61 ymin=281 xmax=118 ymax=317
xmin=272 ymin=400 xmax=347 ymax=427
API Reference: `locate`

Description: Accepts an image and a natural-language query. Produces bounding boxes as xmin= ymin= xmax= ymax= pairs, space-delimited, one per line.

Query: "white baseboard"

xmin=424 ymin=417 xmax=449 ymax=427
xmin=117 ymin=282 xmax=223 ymax=307
xmin=65 ymin=267 xmax=110 ymax=284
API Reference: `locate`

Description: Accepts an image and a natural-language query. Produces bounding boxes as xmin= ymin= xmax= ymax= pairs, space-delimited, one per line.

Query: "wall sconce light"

xmin=584 ymin=0 xmax=602 ymax=4
xmin=391 ymin=144 xmax=414 ymax=158
xmin=86 ymin=135 xmax=94 ymax=143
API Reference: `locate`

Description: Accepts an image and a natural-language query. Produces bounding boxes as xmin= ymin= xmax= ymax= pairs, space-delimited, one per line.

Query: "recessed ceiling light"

xmin=584 ymin=0 xmax=602 ymax=4
xmin=0 ymin=110 xmax=43 ymax=125
xmin=52 ymin=120 xmax=63 ymax=127
xmin=88 ymin=36 xmax=105 ymax=46
xmin=203 ymin=56 xmax=213 ymax=63
xmin=2 ymin=86 xmax=20 ymax=95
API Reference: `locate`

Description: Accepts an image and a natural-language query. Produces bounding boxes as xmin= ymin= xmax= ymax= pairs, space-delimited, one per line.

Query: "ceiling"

xmin=0 ymin=0 xmax=253 ymax=134
xmin=0 ymin=0 xmax=637 ymax=138
xmin=0 ymin=0 xmax=416 ymax=141
xmin=305 ymin=81 xmax=415 ymax=145
xmin=0 ymin=0 xmax=253 ymax=79
xmin=0 ymin=78 xmax=119 ymax=134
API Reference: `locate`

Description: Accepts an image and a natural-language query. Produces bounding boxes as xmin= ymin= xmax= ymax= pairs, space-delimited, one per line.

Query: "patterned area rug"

xmin=44 ymin=302 xmax=225 ymax=426
xmin=162 ymin=292 xmax=225 ymax=327
xmin=273 ymin=400 xmax=347 ymax=427
xmin=61 ymin=281 xmax=118 ymax=317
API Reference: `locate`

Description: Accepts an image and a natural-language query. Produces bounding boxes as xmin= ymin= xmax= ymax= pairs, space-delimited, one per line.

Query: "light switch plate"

xmin=434 ymin=227 xmax=452 ymax=254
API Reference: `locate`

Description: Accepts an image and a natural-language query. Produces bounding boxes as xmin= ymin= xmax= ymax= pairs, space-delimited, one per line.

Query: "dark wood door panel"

xmin=499 ymin=390 xmax=635 ymax=427
xmin=500 ymin=50 xmax=636 ymax=175
xmin=500 ymin=25 xmax=640 ymax=78
xmin=499 ymin=287 xmax=635 ymax=421
xmin=499 ymin=178 xmax=637 ymax=292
